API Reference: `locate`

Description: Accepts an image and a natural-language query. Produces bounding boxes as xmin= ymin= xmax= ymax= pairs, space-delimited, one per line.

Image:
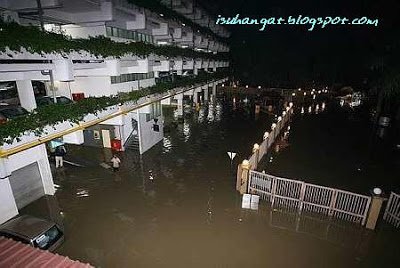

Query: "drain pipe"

xmin=41 ymin=70 xmax=57 ymax=103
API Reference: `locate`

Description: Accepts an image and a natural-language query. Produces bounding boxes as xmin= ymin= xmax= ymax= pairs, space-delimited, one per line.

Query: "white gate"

xmin=248 ymin=170 xmax=371 ymax=225
xmin=384 ymin=192 xmax=400 ymax=228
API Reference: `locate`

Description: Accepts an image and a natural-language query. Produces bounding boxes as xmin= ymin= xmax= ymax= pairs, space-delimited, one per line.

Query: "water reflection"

xmin=162 ymin=136 xmax=172 ymax=153
xmin=183 ymin=122 xmax=190 ymax=142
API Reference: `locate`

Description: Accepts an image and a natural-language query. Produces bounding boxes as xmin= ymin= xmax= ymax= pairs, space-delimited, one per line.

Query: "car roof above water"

xmin=0 ymin=215 xmax=55 ymax=240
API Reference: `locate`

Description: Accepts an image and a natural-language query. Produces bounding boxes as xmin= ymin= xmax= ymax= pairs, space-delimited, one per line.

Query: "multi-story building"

xmin=0 ymin=0 xmax=229 ymax=224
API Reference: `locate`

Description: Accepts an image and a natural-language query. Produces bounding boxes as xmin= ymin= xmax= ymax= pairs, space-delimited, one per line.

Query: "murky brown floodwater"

xmin=22 ymin=96 xmax=400 ymax=267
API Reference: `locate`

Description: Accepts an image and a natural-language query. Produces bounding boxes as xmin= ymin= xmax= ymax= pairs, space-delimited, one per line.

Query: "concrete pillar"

xmin=63 ymin=130 xmax=84 ymax=145
xmin=54 ymin=59 xmax=74 ymax=81
xmin=236 ymin=160 xmax=251 ymax=194
xmin=16 ymin=80 xmax=37 ymax=111
xmin=194 ymin=68 xmax=198 ymax=75
xmin=37 ymin=144 xmax=55 ymax=195
xmin=204 ymin=87 xmax=209 ymax=101
xmin=0 ymin=178 xmax=18 ymax=224
xmin=176 ymin=94 xmax=183 ymax=117
xmin=212 ymin=83 xmax=217 ymax=97
xmin=366 ymin=195 xmax=385 ymax=229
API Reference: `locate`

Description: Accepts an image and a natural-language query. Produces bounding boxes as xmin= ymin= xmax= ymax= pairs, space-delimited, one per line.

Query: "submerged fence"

xmin=384 ymin=192 xmax=400 ymax=228
xmin=248 ymin=170 xmax=371 ymax=225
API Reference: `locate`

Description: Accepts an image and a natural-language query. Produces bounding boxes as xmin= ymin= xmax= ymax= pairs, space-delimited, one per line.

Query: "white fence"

xmin=248 ymin=170 xmax=371 ymax=225
xmin=384 ymin=192 xmax=400 ymax=228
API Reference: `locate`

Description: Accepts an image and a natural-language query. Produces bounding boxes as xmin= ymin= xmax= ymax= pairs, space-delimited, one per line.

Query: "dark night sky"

xmin=201 ymin=0 xmax=400 ymax=87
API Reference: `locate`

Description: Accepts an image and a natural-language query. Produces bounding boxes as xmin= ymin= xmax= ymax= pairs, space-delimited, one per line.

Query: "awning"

xmin=0 ymin=236 xmax=93 ymax=268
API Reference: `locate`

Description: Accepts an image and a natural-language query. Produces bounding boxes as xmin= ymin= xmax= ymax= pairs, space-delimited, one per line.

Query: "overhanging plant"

xmin=0 ymin=70 xmax=228 ymax=145
xmin=0 ymin=21 xmax=228 ymax=61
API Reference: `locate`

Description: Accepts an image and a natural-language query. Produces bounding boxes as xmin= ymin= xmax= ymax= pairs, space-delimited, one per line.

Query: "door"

xmin=9 ymin=163 xmax=44 ymax=209
xmin=102 ymin=129 xmax=111 ymax=148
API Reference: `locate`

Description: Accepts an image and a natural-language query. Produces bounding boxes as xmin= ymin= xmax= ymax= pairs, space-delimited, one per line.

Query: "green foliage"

xmin=128 ymin=0 xmax=227 ymax=44
xmin=0 ymin=71 xmax=228 ymax=145
xmin=0 ymin=21 xmax=228 ymax=60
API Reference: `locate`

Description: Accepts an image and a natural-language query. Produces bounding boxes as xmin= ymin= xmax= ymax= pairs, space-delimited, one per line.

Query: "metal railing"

xmin=248 ymin=170 xmax=371 ymax=225
xmin=384 ymin=192 xmax=400 ymax=228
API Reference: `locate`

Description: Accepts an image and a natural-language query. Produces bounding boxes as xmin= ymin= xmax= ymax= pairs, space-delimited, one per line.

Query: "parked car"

xmin=0 ymin=81 xmax=19 ymax=105
xmin=0 ymin=215 xmax=64 ymax=252
xmin=36 ymin=96 xmax=74 ymax=107
xmin=0 ymin=103 xmax=29 ymax=124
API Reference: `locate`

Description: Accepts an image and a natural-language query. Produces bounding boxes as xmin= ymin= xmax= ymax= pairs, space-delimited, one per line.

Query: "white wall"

xmin=138 ymin=113 xmax=163 ymax=154
xmin=0 ymin=178 xmax=18 ymax=224
xmin=0 ymin=144 xmax=54 ymax=224
xmin=62 ymin=23 xmax=106 ymax=39
xmin=56 ymin=76 xmax=112 ymax=97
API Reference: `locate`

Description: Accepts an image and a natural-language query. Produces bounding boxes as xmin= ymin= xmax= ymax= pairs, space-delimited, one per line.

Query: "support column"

xmin=204 ymin=87 xmax=209 ymax=102
xmin=37 ymin=144 xmax=55 ymax=195
xmin=176 ymin=94 xmax=183 ymax=117
xmin=16 ymin=80 xmax=37 ymax=111
xmin=212 ymin=83 xmax=217 ymax=97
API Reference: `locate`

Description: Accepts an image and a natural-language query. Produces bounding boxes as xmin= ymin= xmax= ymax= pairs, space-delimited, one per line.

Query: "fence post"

xmin=298 ymin=182 xmax=306 ymax=213
xmin=236 ymin=160 xmax=251 ymax=195
xmin=271 ymin=176 xmax=277 ymax=207
xmin=253 ymin=143 xmax=260 ymax=168
xmin=366 ymin=189 xmax=385 ymax=229
xmin=329 ymin=189 xmax=338 ymax=217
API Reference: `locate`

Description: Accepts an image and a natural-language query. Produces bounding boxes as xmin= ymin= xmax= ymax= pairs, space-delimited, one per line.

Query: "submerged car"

xmin=0 ymin=215 xmax=64 ymax=251
xmin=36 ymin=96 xmax=74 ymax=107
xmin=0 ymin=104 xmax=29 ymax=124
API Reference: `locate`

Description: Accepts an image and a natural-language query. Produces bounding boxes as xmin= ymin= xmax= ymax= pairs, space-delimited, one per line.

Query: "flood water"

xmin=22 ymin=96 xmax=400 ymax=267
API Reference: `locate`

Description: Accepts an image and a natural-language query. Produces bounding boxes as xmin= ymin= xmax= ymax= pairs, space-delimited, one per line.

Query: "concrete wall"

xmin=137 ymin=111 xmax=164 ymax=154
xmin=0 ymin=144 xmax=54 ymax=224
xmin=83 ymin=125 xmax=116 ymax=148
xmin=56 ymin=76 xmax=112 ymax=97
xmin=62 ymin=23 xmax=107 ymax=39
xmin=0 ymin=178 xmax=18 ymax=225
xmin=9 ymin=162 xmax=44 ymax=210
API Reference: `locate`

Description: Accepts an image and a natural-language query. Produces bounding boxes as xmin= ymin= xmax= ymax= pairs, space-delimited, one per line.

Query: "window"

xmin=111 ymin=76 xmax=117 ymax=84
xmin=110 ymin=72 xmax=154 ymax=84
xmin=106 ymin=26 xmax=112 ymax=37
xmin=32 ymin=226 xmax=63 ymax=250
xmin=137 ymin=33 xmax=143 ymax=42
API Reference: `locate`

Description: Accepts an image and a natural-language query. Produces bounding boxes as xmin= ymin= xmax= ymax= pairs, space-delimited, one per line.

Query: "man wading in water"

xmin=110 ymin=155 xmax=121 ymax=172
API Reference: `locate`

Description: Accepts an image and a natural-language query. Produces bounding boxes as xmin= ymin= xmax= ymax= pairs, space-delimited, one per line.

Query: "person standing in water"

xmin=110 ymin=155 xmax=121 ymax=172
xmin=55 ymin=145 xmax=66 ymax=168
